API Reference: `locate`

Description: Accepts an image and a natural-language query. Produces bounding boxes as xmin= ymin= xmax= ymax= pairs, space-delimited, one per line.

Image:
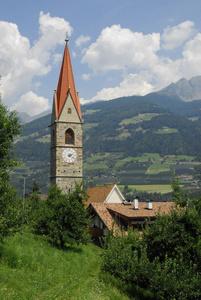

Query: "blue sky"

xmin=1 ymin=0 xmax=201 ymax=115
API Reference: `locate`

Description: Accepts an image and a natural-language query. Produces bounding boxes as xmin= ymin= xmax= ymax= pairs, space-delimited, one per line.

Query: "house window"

xmin=65 ymin=128 xmax=74 ymax=145
xmin=68 ymin=108 xmax=71 ymax=114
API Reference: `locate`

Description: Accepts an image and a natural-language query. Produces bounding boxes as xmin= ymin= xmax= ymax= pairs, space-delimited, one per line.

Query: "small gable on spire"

xmin=55 ymin=43 xmax=82 ymax=121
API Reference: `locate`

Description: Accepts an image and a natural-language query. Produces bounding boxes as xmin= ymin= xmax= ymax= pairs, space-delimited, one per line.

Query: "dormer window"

xmin=65 ymin=128 xmax=74 ymax=145
xmin=68 ymin=108 xmax=72 ymax=114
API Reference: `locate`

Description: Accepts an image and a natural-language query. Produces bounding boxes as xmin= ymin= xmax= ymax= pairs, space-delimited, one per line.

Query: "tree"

xmin=33 ymin=185 xmax=91 ymax=248
xmin=0 ymin=99 xmax=23 ymax=183
xmin=0 ymin=184 xmax=22 ymax=243
xmin=0 ymin=99 xmax=23 ymax=243
xmin=171 ymin=174 xmax=188 ymax=207
xmin=102 ymin=179 xmax=201 ymax=299
xmin=31 ymin=180 xmax=41 ymax=194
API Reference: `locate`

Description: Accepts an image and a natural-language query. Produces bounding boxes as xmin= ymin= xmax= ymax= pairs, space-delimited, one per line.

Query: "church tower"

xmin=50 ymin=39 xmax=83 ymax=193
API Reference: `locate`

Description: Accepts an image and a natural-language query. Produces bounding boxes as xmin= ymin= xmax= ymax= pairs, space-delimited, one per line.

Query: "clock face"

xmin=62 ymin=148 xmax=77 ymax=163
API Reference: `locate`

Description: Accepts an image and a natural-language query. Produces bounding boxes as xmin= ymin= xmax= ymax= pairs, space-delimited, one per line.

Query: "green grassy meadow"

xmin=119 ymin=184 xmax=173 ymax=194
xmin=120 ymin=113 xmax=159 ymax=125
xmin=155 ymin=127 xmax=178 ymax=134
xmin=0 ymin=232 xmax=133 ymax=300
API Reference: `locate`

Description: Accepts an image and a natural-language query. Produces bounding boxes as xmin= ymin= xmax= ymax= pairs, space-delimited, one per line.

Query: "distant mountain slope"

xmin=82 ymin=93 xmax=201 ymax=119
xmin=11 ymin=89 xmax=201 ymax=194
xmin=17 ymin=110 xmax=51 ymax=124
xmin=159 ymin=76 xmax=201 ymax=101
xmin=82 ymin=98 xmax=201 ymax=158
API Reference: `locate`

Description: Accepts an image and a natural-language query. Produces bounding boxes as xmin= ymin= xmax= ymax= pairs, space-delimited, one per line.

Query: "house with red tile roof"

xmin=86 ymin=184 xmax=174 ymax=237
xmin=86 ymin=184 xmax=125 ymax=206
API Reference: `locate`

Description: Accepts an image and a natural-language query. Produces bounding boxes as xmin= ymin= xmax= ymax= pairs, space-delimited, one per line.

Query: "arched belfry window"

xmin=68 ymin=108 xmax=71 ymax=114
xmin=65 ymin=128 xmax=74 ymax=145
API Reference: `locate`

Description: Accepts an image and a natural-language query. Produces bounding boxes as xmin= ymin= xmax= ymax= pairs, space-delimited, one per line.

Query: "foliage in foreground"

xmin=0 ymin=100 xmax=23 ymax=183
xmin=0 ymin=100 xmax=23 ymax=245
xmin=32 ymin=184 xmax=91 ymax=248
xmin=101 ymin=181 xmax=201 ymax=300
xmin=0 ymin=184 xmax=22 ymax=246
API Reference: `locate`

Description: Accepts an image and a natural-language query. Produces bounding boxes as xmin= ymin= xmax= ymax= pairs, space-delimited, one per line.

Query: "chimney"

xmin=133 ymin=196 xmax=139 ymax=210
xmin=146 ymin=199 xmax=153 ymax=210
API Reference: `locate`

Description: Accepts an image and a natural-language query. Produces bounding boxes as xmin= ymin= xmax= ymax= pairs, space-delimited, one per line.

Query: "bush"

xmin=0 ymin=183 xmax=22 ymax=243
xmin=33 ymin=185 xmax=91 ymax=248
xmin=101 ymin=180 xmax=201 ymax=299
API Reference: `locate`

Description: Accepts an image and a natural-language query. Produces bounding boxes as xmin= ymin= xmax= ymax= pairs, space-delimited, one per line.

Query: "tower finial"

xmin=65 ymin=31 xmax=69 ymax=44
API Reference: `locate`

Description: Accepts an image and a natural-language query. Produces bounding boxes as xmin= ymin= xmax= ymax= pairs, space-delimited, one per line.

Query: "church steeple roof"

xmin=55 ymin=42 xmax=82 ymax=120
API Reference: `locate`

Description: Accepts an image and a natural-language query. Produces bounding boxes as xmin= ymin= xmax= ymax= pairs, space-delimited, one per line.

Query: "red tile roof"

xmin=90 ymin=203 xmax=120 ymax=233
xmin=106 ymin=202 xmax=174 ymax=219
xmin=90 ymin=202 xmax=174 ymax=233
xmin=86 ymin=184 xmax=115 ymax=206
xmin=55 ymin=44 xmax=82 ymax=120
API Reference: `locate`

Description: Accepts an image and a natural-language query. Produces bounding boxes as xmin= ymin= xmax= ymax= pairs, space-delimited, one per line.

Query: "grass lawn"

xmin=115 ymin=157 xmax=135 ymax=168
xmin=134 ymin=153 xmax=161 ymax=162
xmin=155 ymin=127 xmax=178 ymax=134
xmin=36 ymin=134 xmax=50 ymax=143
xmin=85 ymin=154 xmax=108 ymax=163
xmin=134 ymin=185 xmax=173 ymax=194
xmin=146 ymin=162 xmax=170 ymax=174
xmin=0 ymin=232 xmax=132 ymax=300
xmin=120 ymin=113 xmax=159 ymax=125
xmin=83 ymin=123 xmax=99 ymax=131
xmin=119 ymin=184 xmax=173 ymax=194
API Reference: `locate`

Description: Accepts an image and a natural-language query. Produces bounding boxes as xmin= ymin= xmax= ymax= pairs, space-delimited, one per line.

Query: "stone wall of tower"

xmin=50 ymin=120 xmax=83 ymax=192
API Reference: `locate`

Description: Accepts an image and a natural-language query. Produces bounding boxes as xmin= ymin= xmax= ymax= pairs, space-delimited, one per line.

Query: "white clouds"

xmin=82 ymin=25 xmax=160 ymax=73
xmin=0 ymin=11 xmax=72 ymax=115
xmin=162 ymin=21 xmax=195 ymax=50
xmin=81 ymin=21 xmax=201 ymax=104
xmin=81 ymin=72 xmax=153 ymax=104
xmin=82 ymin=73 xmax=91 ymax=81
xmin=181 ymin=33 xmax=201 ymax=78
xmin=1 ymin=13 xmax=201 ymax=112
xmin=11 ymin=91 xmax=50 ymax=116
xmin=80 ymin=73 xmax=153 ymax=104
xmin=75 ymin=35 xmax=91 ymax=47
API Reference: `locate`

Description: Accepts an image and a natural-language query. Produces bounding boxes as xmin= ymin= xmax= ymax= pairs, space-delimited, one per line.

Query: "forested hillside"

xmin=11 ymin=92 xmax=201 ymax=194
xmin=82 ymin=98 xmax=201 ymax=158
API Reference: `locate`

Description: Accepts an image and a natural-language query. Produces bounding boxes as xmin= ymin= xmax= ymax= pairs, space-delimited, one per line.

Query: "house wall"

xmin=90 ymin=215 xmax=106 ymax=237
xmin=106 ymin=188 xmax=123 ymax=203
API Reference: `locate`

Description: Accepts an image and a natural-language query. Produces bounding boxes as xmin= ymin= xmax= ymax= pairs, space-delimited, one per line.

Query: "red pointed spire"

xmin=55 ymin=43 xmax=82 ymax=120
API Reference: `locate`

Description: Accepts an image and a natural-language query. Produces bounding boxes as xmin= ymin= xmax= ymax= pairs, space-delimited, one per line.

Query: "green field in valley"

xmin=84 ymin=153 xmax=199 ymax=194
xmin=119 ymin=184 xmax=174 ymax=194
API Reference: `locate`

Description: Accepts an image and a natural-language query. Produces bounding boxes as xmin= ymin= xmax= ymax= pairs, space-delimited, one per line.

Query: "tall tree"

xmin=33 ymin=185 xmax=91 ymax=248
xmin=0 ymin=98 xmax=23 ymax=183
xmin=0 ymin=97 xmax=23 ymax=242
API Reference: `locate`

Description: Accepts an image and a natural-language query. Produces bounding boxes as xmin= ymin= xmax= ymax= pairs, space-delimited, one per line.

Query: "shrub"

xmin=33 ymin=185 xmax=91 ymax=248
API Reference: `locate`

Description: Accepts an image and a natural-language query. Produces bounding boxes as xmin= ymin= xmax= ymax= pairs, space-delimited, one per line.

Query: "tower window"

xmin=68 ymin=108 xmax=72 ymax=114
xmin=65 ymin=128 xmax=74 ymax=145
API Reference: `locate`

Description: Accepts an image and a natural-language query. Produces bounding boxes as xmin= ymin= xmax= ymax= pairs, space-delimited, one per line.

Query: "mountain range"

xmin=159 ymin=76 xmax=201 ymax=102
xmin=11 ymin=76 xmax=201 ymax=195
xmin=17 ymin=76 xmax=201 ymax=125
